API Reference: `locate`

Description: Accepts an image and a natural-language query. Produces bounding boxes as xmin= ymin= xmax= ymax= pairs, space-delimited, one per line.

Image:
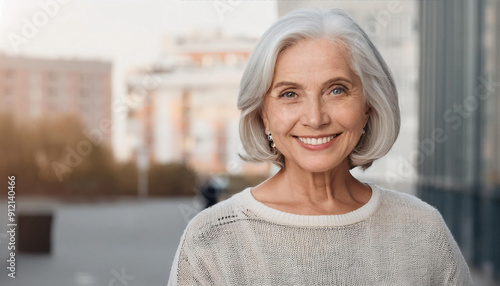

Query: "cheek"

xmin=334 ymin=105 xmax=368 ymax=129
xmin=267 ymin=105 xmax=300 ymax=130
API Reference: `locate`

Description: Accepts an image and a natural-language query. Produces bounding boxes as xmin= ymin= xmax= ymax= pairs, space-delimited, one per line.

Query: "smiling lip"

xmin=294 ymin=133 xmax=341 ymax=150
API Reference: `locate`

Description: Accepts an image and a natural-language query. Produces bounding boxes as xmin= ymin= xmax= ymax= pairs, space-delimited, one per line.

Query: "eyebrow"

xmin=271 ymin=77 xmax=352 ymax=90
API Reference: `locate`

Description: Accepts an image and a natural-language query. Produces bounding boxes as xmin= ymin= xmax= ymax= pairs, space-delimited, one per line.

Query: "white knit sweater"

xmin=168 ymin=183 xmax=472 ymax=285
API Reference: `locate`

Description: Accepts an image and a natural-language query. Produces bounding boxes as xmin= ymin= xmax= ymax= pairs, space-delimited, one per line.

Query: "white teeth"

xmin=298 ymin=135 xmax=337 ymax=145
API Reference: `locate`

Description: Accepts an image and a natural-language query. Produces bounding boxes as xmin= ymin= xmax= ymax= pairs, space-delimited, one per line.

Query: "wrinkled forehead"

xmin=270 ymin=38 xmax=361 ymax=88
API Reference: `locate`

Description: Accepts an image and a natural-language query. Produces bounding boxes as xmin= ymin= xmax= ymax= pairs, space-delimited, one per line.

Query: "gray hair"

xmin=237 ymin=8 xmax=400 ymax=170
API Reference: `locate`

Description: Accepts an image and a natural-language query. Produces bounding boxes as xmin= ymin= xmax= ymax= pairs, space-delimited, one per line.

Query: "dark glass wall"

xmin=418 ymin=0 xmax=500 ymax=280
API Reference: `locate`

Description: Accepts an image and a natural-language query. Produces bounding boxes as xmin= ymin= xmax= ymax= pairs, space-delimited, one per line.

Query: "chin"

xmin=294 ymin=159 xmax=345 ymax=173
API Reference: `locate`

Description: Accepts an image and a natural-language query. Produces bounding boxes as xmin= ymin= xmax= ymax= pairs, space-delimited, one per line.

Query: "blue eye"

xmin=280 ymin=91 xmax=297 ymax=98
xmin=331 ymin=87 xmax=346 ymax=95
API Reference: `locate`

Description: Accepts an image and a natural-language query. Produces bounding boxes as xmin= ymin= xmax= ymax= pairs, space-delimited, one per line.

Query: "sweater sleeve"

xmin=429 ymin=209 xmax=473 ymax=286
xmin=167 ymin=223 xmax=214 ymax=286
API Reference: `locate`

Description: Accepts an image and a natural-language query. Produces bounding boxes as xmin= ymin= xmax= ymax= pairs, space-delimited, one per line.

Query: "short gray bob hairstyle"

xmin=237 ymin=8 xmax=400 ymax=170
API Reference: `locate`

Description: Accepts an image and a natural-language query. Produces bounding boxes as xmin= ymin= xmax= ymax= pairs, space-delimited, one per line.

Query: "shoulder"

xmin=369 ymin=184 xmax=452 ymax=245
xmin=371 ymin=184 xmax=443 ymax=224
xmin=181 ymin=189 xmax=249 ymax=244
xmin=369 ymin=185 xmax=472 ymax=284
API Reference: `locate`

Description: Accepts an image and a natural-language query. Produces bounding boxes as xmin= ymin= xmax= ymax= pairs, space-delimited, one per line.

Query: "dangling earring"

xmin=362 ymin=129 xmax=366 ymax=135
xmin=267 ymin=132 xmax=276 ymax=149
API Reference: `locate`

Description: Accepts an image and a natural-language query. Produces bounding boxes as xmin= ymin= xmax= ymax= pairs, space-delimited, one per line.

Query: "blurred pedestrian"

xmin=199 ymin=177 xmax=219 ymax=209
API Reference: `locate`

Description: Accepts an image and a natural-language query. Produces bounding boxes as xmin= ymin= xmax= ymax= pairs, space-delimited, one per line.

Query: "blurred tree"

xmin=0 ymin=113 xmax=39 ymax=192
xmin=112 ymin=161 xmax=139 ymax=196
xmin=1 ymin=113 xmax=117 ymax=196
xmin=149 ymin=163 xmax=197 ymax=196
xmin=32 ymin=114 xmax=115 ymax=195
xmin=0 ymin=112 xmax=201 ymax=197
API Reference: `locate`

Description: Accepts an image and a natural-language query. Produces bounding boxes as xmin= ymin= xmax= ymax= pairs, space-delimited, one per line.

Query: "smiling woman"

xmin=168 ymin=8 xmax=473 ymax=286
xmin=261 ymin=38 xmax=370 ymax=176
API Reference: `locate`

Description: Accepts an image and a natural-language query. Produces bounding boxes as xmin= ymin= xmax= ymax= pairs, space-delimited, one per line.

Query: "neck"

xmin=269 ymin=159 xmax=370 ymax=215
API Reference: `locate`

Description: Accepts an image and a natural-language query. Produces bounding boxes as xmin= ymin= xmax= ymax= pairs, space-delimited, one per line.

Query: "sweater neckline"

xmin=239 ymin=182 xmax=381 ymax=227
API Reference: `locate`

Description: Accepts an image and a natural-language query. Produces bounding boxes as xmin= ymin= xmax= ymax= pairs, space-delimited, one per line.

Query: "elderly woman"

xmin=168 ymin=8 xmax=472 ymax=285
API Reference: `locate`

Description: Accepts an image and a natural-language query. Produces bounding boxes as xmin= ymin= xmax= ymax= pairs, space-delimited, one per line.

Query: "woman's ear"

xmin=261 ymin=109 xmax=270 ymax=133
xmin=363 ymin=106 xmax=371 ymax=126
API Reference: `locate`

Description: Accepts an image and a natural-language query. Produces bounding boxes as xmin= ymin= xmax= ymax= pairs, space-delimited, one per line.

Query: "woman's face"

xmin=262 ymin=38 xmax=370 ymax=173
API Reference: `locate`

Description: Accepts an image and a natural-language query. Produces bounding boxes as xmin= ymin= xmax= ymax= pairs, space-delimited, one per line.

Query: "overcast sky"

xmin=0 ymin=0 xmax=277 ymax=159
xmin=0 ymin=0 xmax=277 ymax=61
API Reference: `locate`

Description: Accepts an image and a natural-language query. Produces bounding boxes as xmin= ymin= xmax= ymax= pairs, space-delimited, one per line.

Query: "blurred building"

xmin=278 ymin=1 xmax=419 ymax=193
xmin=127 ymin=2 xmax=419 ymax=180
xmin=126 ymin=30 xmax=270 ymax=176
xmin=419 ymin=0 xmax=500 ymax=281
xmin=0 ymin=54 xmax=112 ymax=145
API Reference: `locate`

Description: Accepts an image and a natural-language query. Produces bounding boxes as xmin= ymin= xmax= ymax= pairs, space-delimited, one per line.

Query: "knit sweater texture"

xmin=168 ymin=183 xmax=472 ymax=285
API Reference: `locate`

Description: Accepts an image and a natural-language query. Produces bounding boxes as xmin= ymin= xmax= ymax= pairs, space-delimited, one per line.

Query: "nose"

xmin=300 ymin=96 xmax=331 ymax=129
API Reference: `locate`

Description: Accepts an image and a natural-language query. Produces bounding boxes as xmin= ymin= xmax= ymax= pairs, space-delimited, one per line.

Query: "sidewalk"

xmin=471 ymin=266 xmax=499 ymax=286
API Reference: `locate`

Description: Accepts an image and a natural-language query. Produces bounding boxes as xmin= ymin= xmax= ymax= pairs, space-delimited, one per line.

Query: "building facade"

xmin=126 ymin=30 xmax=270 ymax=176
xmin=0 ymin=55 xmax=112 ymax=145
